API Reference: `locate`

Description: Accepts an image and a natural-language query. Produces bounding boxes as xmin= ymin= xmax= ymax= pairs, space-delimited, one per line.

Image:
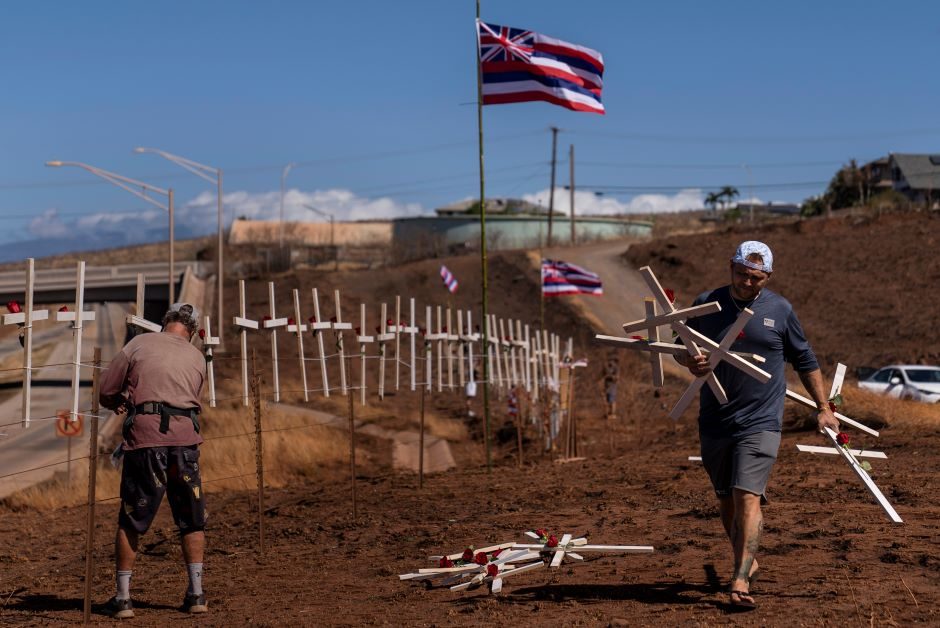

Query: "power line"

xmin=566 ymin=128 xmax=940 ymax=145
xmin=580 ymin=181 xmax=828 ymax=192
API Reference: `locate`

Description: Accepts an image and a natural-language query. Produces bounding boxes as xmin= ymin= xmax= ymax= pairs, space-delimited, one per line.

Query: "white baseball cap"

xmin=168 ymin=302 xmax=200 ymax=322
xmin=732 ymin=241 xmax=773 ymax=273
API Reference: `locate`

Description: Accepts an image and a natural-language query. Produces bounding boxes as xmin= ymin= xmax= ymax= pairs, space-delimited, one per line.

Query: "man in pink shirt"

xmin=99 ymin=302 xmax=207 ymax=618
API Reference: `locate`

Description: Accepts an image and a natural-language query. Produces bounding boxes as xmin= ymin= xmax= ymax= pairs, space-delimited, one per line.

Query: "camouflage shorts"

xmin=118 ymin=445 xmax=206 ymax=535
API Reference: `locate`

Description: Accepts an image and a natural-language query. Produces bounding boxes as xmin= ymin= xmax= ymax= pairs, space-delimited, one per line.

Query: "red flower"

xmin=630 ymin=335 xmax=644 ymax=341
xmin=737 ymin=330 xmax=746 ymax=340
xmin=486 ymin=563 xmax=499 ymax=577
xmin=491 ymin=549 xmax=502 ymax=559
xmin=828 ymin=401 xmax=837 ymax=413
xmin=439 ymin=557 xmax=454 ymax=568
xmin=6 ymin=300 xmax=21 ymax=314
xmin=287 ymin=317 xmax=296 ymax=325
xmin=58 ymin=306 xmax=69 ymax=312
xmin=198 ymin=329 xmax=206 ymax=339
xmin=387 ymin=318 xmax=394 ymax=326
xmin=836 ymin=432 xmax=850 ymax=446
xmin=534 ymin=528 xmax=547 ymax=539
xmin=399 ymin=320 xmax=406 ymax=327
xmin=665 ymin=289 xmax=676 ymax=303
xmin=462 ymin=548 xmax=474 ymax=562
xmin=546 ymin=535 xmax=559 ymax=548
xmin=442 ymin=326 xmax=448 ymax=333
xmin=263 ymin=315 xmax=272 ymax=321
xmin=355 ymin=326 xmax=361 ymax=334
xmin=308 ymin=316 xmax=317 ymax=324
xmin=474 ymin=552 xmax=488 ymax=565
xmin=330 ymin=316 xmax=337 ymax=323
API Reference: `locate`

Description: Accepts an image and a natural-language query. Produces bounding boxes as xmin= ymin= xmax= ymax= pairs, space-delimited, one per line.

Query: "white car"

xmin=857 ymin=365 xmax=940 ymax=403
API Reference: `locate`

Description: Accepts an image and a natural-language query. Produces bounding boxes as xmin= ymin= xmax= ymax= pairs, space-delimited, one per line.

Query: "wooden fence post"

xmin=419 ymin=386 xmax=426 ymax=489
xmin=347 ymin=366 xmax=358 ymax=520
xmin=82 ymin=347 xmax=101 ymax=625
xmin=250 ymin=350 xmax=265 ymax=552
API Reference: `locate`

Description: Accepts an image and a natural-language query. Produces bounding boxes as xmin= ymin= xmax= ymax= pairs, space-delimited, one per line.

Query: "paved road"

xmin=0 ymin=302 xmax=125 ymax=498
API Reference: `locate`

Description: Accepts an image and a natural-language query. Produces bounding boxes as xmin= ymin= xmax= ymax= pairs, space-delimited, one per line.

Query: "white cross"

xmin=201 ymin=315 xmax=220 ymax=408
xmin=232 ymin=280 xmax=259 ymax=406
xmin=375 ymin=303 xmax=395 ymax=400
xmin=445 ymin=308 xmax=457 ymax=391
xmin=423 ymin=305 xmax=435 ymax=392
xmin=792 ymin=363 xmax=900 ymax=523
xmin=357 ymin=303 xmax=374 ymax=405
xmin=262 ymin=282 xmax=289 ymax=403
xmin=447 ymin=549 xmax=544 ymax=594
xmin=289 ymin=289 xmax=309 ymax=402
xmin=2 ymin=258 xmax=49 ymax=427
xmin=56 ymin=262 xmax=96 ymax=423
xmin=124 ymin=273 xmax=162 ymax=334
xmin=332 ymin=289 xmax=352 ymax=396
xmin=309 ymin=288 xmax=332 ymax=398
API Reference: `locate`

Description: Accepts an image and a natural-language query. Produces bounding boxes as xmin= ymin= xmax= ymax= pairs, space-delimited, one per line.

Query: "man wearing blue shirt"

xmin=675 ymin=241 xmax=839 ymax=610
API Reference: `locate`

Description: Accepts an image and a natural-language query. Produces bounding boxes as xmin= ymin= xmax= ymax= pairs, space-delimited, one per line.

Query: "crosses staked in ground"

xmin=262 ymin=282 xmax=288 ymax=403
xmin=55 ymin=262 xmax=96 ymax=423
xmin=233 ymin=279 xmax=259 ymax=406
xmin=201 ymin=315 xmax=220 ymax=408
xmin=2 ymin=258 xmax=49 ymax=427
xmin=309 ymin=288 xmax=332 ymax=398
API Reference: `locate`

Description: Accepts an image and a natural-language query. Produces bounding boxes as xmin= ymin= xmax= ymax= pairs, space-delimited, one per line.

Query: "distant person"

xmin=674 ymin=241 xmax=839 ymax=610
xmin=99 ymin=303 xmax=208 ymax=618
xmin=465 ymin=363 xmax=478 ymax=418
xmin=603 ymin=358 xmax=619 ymax=417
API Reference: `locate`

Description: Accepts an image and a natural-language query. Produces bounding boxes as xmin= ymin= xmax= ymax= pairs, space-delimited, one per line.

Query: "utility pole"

xmin=547 ymin=126 xmax=558 ymax=247
xmin=569 ymin=144 xmax=575 ymax=245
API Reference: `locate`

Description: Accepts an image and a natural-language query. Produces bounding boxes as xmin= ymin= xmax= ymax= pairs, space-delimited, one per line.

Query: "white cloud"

xmin=522 ymin=187 xmax=705 ymax=215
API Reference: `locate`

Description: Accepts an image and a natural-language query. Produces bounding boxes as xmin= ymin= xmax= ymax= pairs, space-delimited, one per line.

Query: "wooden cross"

xmin=793 ymin=363 xmax=900 ymax=523
xmin=513 ymin=532 xmax=654 ymax=565
xmin=124 ymin=273 xmax=162 ymax=334
xmin=393 ymin=295 xmax=402 ymax=391
xmin=375 ymin=303 xmax=395 ymax=400
xmin=2 ymin=258 xmax=49 ymax=427
xmin=423 ymin=305 xmax=434 ymax=392
xmin=201 ymin=315 xmax=220 ymax=408
xmin=309 ymin=288 xmax=332 ymax=398
xmin=518 ymin=321 xmax=530 ymax=393
xmin=667 ymin=308 xmax=772 ymax=419
xmin=464 ymin=310 xmax=479 ymax=388
xmin=487 ymin=315 xmax=502 ymax=390
xmin=356 ymin=303 xmax=374 ymax=405
xmin=434 ymin=306 xmax=444 ymax=393
xmin=456 ymin=308 xmax=467 ymax=387
xmin=55 ymin=262 xmax=96 ymax=423
xmin=262 ymin=282 xmax=289 ymax=403
xmin=289 ymin=289 xmax=309 ymax=402
xmin=445 ymin=308 xmax=456 ymax=391
xmin=233 ymin=279 xmax=259 ymax=406
xmin=332 ymin=289 xmax=352 ymax=396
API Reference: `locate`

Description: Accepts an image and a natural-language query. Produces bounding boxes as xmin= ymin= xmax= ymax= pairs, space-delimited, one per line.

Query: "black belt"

xmin=123 ymin=401 xmax=201 ymax=439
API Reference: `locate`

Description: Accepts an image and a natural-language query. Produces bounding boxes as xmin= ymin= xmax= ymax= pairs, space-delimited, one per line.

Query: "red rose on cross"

xmin=665 ymin=289 xmax=676 ymax=303
xmin=6 ymin=301 xmax=21 ymax=314
xmin=439 ymin=557 xmax=454 ymax=568
xmin=474 ymin=552 xmax=488 ymax=565
xmin=737 ymin=330 xmax=746 ymax=340
xmin=534 ymin=528 xmax=547 ymax=539
xmin=836 ymin=432 xmax=850 ymax=446
xmin=546 ymin=535 xmax=559 ymax=548
xmin=461 ymin=548 xmax=474 ymax=562
xmin=198 ymin=329 xmax=206 ymax=339
xmin=487 ymin=563 xmax=499 ymax=577
xmin=491 ymin=549 xmax=502 ymax=559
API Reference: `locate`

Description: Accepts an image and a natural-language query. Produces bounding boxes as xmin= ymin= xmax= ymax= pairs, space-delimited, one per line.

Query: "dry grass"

xmin=1 ymin=399 xmax=350 ymax=511
xmin=842 ymin=387 xmax=940 ymax=430
xmin=424 ymin=413 xmax=468 ymax=441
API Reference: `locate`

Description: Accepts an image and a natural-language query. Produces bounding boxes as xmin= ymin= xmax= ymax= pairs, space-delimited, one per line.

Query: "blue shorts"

xmin=699 ymin=431 xmax=781 ymax=500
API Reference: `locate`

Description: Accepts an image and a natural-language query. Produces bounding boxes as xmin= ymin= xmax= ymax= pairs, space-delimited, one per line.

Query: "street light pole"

xmin=45 ymin=160 xmax=176 ymax=306
xmin=134 ymin=147 xmax=225 ymax=342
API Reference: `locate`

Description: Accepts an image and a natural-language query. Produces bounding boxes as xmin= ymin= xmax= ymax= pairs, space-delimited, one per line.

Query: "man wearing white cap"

xmin=99 ymin=302 xmax=208 ymax=618
xmin=675 ymin=241 xmax=839 ymax=610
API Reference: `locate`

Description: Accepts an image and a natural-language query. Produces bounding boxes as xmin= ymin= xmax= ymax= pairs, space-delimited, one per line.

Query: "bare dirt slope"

xmin=1 ymin=212 xmax=939 ymax=625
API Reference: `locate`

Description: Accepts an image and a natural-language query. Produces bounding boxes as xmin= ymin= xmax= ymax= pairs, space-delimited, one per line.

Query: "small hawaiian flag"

xmin=541 ymin=259 xmax=603 ymax=296
xmin=440 ymin=265 xmax=458 ymax=293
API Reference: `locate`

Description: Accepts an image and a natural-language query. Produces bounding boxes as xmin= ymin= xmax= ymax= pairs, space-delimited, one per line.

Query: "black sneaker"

xmin=103 ymin=596 xmax=134 ymax=619
xmin=181 ymin=592 xmax=208 ymax=614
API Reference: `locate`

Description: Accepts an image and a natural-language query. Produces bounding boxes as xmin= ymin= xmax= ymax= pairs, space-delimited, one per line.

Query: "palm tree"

xmin=704 ymin=191 xmax=721 ymax=214
xmin=719 ymin=186 xmax=740 ymax=211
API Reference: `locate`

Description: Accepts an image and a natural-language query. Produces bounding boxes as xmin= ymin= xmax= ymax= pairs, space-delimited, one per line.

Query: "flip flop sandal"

xmin=729 ymin=590 xmax=758 ymax=611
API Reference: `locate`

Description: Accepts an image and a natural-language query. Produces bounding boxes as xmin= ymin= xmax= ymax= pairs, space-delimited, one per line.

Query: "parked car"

xmin=857 ymin=365 xmax=940 ymax=403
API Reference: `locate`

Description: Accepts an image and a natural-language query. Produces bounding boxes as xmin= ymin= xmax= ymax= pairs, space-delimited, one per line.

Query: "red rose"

xmin=474 ymin=552 xmax=488 ymax=565
xmin=665 ymin=289 xmax=676 ymax=303
xmin=288 ymin=317 xmax=296 ymax=325
xmin=439 ymin=557 xmax=454 ymax=568
xmin=546 ymin=535 xmax=559 ymax=548
xmin=387 ymin=318 xmax=394 ymax=326
xmin=58 ymin=306 xmax=69 ymax=312
xmin=491 ymin=549 xmax=502 ymax=559
xmin=487 ymin=563 xmax=499 ymax=577
xmin=836 ymin=432 xmax=850 ymax=446
xmin=462 ymin=548 xmax=474 ymax=562
xmin=355 ymin=326 xmax=361 ymax=334
xmin=330 ymin=316 xmax=337 ymax=323
xmin=198 ymin=329 xmax=206 ymax=339
xmin=534 ymin=528 xmax=547 ymax=538
xmin=6 ymin=301 xmax=21 ymax=314
xmin=737 ymin=330 xmax=746 ymax=340
xmin=442 ymin=326 xmax=448 ymax=333
xmin=263 ymin=315 xmax=272 ymax=321
xmin=630 ymin=335 xmax=644 ymax=341
xmin=828 ymin=401 xmax=837 ymax=413
xmin=309 ymin=316 xmax=317 ymax=324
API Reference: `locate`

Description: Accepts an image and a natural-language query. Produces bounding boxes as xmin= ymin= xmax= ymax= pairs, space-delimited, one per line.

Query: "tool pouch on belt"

xmin=124 ymin=401 xmax=201 ymax=439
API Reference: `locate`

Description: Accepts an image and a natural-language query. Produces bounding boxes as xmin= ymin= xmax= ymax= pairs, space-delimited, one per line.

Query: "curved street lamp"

xmin=280 ymin=163 xmax=295 ymax=250
xmin=45 ymin=160 xmax=176 ymax=305
xmin=134 ymin=147 xmax=225 ymax=341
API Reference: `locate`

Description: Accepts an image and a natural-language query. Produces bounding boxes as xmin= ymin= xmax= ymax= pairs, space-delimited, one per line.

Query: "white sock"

xmin=187 ymin=563 xmax=204 ymax=596
xmin=116 ymin=570 xmax=132 ymax=601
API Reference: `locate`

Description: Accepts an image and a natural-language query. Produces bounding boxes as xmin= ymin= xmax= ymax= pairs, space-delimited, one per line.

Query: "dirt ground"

xmin=1 ymin=210 xmax=939 ymax=625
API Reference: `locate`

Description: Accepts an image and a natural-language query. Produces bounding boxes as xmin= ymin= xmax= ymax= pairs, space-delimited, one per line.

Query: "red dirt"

xmin=1 ymin=211 xmax=939 ymax=625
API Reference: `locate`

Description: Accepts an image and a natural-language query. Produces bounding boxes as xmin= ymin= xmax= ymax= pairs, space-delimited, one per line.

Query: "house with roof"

xmin=861 ymin=154 xmax=940 ymax=207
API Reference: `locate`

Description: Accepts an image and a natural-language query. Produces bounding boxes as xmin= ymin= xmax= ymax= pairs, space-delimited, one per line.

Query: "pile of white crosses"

xmin=596 ymin=266 xmax=903 ymax=524
xmin=399 ymin=530 xmax=654 ymax=594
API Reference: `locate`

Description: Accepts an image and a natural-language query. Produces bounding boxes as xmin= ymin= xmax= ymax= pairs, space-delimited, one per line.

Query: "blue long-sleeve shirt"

xmin=684 ymin=286 xmax=818 ymax=437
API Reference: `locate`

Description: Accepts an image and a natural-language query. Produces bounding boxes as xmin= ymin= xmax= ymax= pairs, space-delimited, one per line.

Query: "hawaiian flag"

xmin=541 ymin=259 xmax=603 ymax=297
xmin=477 ymin=20 xmax=605 ymax=115
xmin=440 ymin=265 xmax=459 ymax=293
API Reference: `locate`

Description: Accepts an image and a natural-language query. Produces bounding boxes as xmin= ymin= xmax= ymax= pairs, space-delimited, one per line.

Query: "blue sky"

xmin=2 ymin=1 xmax=940 ymax=259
